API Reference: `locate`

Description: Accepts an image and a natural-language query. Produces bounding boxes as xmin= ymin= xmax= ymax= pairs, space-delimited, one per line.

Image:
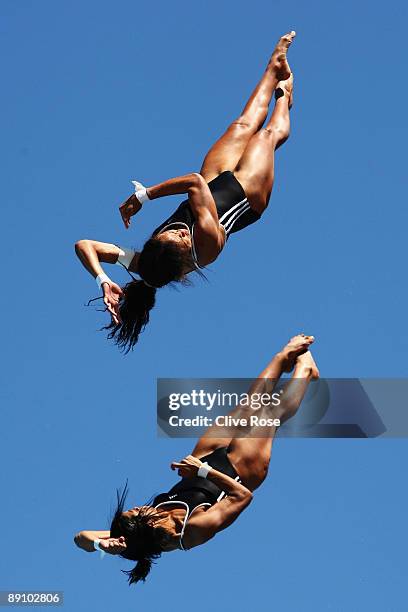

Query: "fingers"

xmin=120 ymin=207 xmax=131 ymax=229
xmin=171 ymin=459 xmax=189 ymax=469
xmin=106 ymin=302 xmax=117 ymax=318
xmin=112 ymin=303 xmax=122 ymax=324
xmin=171 ymin=462 xmax=189 ymax=475
xmin=110 ymin=540 xmax=126 ymax=549
xmin=106 ymin=538 xmax=127 ymax=554
xmin=104 ymin=298 xmax=118 ymax=321
xmin=171 ymin=462 xmax=193 ymax=478
xmin=112 ymin=314 xmax=120 ymax=325
xmin=103 ymin=294 xmax=122 ymax=325
xmin=108 ymin=308 xmax=119 ymax=325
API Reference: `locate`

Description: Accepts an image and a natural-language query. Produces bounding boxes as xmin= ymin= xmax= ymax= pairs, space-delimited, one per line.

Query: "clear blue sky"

xmin=1 ymin=0 xmax=407 ymax=610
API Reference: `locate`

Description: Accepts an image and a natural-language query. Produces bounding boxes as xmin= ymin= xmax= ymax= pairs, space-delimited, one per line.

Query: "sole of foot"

xmin=280 ymin=333 xmax=314 ymax=372
xmin=272 ymin=31 xmax=296 ymax=82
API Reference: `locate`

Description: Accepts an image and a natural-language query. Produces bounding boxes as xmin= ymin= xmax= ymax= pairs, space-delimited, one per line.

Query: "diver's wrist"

xmin=131 ymin=180 xmax=150 ymax=204
xmin=96 ymin=273 xmax=111 ymax=289
xmin=93 ymin=538 xmax=106 ymax=559
xmin=93 ymin=538 xmax=101 ymax=551
xmin=197 ymin=462 xmax=212 ymax=478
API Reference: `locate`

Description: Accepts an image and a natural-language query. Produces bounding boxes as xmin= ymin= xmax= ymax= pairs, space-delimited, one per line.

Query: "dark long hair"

xmin=105 ymin=235 xmax=194 ymax=352
xmin=110 ymin=482 xmax=172 ymax=586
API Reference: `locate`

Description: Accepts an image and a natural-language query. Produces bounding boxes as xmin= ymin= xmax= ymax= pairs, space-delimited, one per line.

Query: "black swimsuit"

xmin=152 ymin=171 xmax=260 ymax=268
xmin=153 ymin=447 xmax=240 ymax=550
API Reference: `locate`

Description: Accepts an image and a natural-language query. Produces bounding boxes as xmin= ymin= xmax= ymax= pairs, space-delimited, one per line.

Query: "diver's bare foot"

xmin=295 ymin=350 xmax=320 ymax=379
xmin=279 ymin=333 xmax=314 ymax=372
xmin=271 ymin=31 xmax=296 ymax=82
xmin=275 ymin=72 xmax=294 ymax=108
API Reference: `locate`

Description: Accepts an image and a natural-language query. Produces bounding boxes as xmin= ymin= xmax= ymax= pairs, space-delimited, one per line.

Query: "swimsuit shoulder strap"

xmin=179 ymin=503 xmax=211 ymax=551
xmin=155 ymin=499 xmax=212 ymax=551
xmin=190 ymin=224 xmax=202 ymax=270
xmin=191 ymin=223 xmax=227 ymax=270
xmin=154 ymin=500 xmax=194 ymax=551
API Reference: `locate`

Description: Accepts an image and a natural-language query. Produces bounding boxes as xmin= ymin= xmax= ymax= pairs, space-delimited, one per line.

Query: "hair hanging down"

xmin=110 ymin=482 xmax=172 ymax=586
xmin=105 ymin=235 xmax=194 ymax=352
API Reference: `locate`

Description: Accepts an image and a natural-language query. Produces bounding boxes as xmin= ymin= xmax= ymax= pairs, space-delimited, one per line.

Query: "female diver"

xmin=74 ymin=334 xmax=319 ymax=584
xmin=75 ymin=32 xmax=296 ymax=350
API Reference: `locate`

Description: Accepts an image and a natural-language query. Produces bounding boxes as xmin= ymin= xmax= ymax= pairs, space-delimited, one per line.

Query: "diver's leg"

xmin=227 ymin=349 xmax=319 ymax=491
xmin=234 ymin=74 xmax=292 ymax=214
xmin=199 ymin=32 xmax=295 ymax=182
xmin=191 ymin=333 xmax=312 ymax=459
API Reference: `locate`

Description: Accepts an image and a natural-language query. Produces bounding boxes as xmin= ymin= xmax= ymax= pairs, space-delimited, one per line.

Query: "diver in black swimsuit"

xmin=75 ymin=32 xmax=296 ymax=350
xmin=152 ymin=170 xmax=261 ymax=269
xmin=74 ymin=335 xmax=319 ymax=585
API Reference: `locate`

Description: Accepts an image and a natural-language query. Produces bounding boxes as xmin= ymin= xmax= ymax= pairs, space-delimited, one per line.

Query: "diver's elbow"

xmin=73 ymin=531 xmax=86 ymax=548
xmin=74 ymin=239 xmax=89 ymax=257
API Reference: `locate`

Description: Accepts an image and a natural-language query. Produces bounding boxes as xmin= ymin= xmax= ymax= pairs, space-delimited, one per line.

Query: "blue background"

xmin=1 ymin=0 xmax=407 ymax=610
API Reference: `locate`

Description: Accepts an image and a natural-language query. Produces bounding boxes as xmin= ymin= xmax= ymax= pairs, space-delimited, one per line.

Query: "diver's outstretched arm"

xmin=74 ymin=240 xmax=139 ymax=275
xmin=170 ymin=455 xmax=253 ymax=549
xmin=146 ymin=172 xmax=212 ymax=203
xmin=73 ymin=530 xmax=110 ymax=552
xmin=120 ymin=173 xmax=223 ymax=246
xmin=171 ymin=455 xmax=252 ymax=506
xmin=75 ymin=239 xmax=116 ymax=276
xmin=74 ymin=530 xmax=127 ymax=555
xmin=120 ymin=173 xmax=209 ymax=229
xmin=74 ymin=240 xmax=139 ymax=324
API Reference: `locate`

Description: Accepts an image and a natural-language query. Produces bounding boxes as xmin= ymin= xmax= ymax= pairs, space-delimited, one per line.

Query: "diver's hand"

xmin=119 ymin=193 xmax=143 ymax=229
xmin=98 ymin=537 xmax=127 ymax=555
xmin=171 ymin=455 xmax=204 ymax=478
xmin=102 ymin=281 xmax=123 ymax=325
